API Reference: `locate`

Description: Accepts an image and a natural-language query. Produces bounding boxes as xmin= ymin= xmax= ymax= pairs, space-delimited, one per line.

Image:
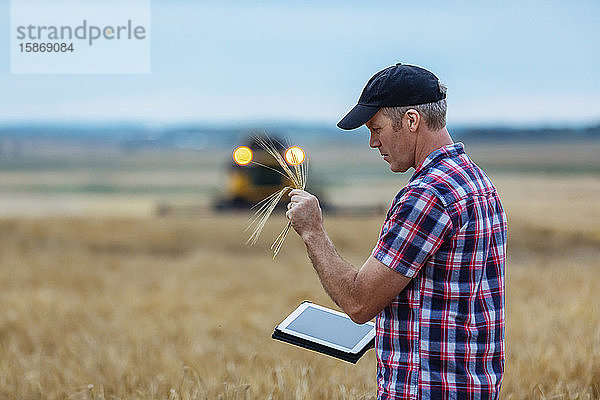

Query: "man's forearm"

xmin=287 ymin=189 xmax=409 ymax=323
xmin=301 ymin=227 xmax=364 ymax=320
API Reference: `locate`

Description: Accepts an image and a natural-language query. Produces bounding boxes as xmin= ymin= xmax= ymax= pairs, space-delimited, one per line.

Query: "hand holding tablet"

xmin=272 ymin=301 xmax=375 ymax=364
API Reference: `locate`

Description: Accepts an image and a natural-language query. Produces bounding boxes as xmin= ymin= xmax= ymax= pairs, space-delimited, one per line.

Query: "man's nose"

xmin=369 ymin=132 xmax=381 ymax=148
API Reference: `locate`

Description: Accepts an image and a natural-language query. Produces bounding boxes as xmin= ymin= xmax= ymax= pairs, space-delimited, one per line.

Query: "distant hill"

xmin=452 ymin=124 xmax=600 ymax=143
xmin=1 ymin=122 xmax=599 ymax=153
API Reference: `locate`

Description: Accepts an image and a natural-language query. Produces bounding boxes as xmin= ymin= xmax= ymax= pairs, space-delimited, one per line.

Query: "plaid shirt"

xmin=372 ymin=143 xmax=507 ymax=399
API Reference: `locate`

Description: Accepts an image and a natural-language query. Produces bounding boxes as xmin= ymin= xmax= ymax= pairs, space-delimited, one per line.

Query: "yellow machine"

xmin=215 ymin=137 xmax=305 ymax=209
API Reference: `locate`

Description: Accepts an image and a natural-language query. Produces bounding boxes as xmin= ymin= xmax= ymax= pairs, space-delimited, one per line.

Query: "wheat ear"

xmin=245 ymin=135 xmax=307 ymax=258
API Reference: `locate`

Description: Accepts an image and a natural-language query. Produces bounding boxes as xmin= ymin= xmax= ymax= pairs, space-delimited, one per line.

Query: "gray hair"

xmin=380 ymin=83 xmax=447 ymax=131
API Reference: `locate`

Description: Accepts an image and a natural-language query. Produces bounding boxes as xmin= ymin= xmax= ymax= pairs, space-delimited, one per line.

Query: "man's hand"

xmin=286 ymin=189 xmax=323 ymax=239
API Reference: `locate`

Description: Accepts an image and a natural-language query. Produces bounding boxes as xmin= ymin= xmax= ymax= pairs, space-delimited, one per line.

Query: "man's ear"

xmin=405 ymin=109 xmax=420 ymax=132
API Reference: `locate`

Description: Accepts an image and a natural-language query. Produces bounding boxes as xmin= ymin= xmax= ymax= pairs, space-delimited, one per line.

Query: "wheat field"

xmin=1 ymin=171 xmax=599 ymax=399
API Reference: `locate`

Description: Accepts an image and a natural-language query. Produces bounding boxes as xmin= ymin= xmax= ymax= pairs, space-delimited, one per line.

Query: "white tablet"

xmin=272 ymin=301 xmax=375 ymax=363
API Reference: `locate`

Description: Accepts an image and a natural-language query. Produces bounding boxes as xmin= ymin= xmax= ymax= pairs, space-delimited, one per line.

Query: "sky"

xmin=0 ymin=0 xmax=599 ymax=127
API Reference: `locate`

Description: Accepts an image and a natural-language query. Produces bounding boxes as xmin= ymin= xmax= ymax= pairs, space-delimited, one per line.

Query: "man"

xmin=286 ymin=63 xmax=507 ymax=399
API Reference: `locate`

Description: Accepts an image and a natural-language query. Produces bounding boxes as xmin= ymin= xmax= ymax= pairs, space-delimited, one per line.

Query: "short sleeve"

xmin=372 ymin=188 xmax=452 ymax=278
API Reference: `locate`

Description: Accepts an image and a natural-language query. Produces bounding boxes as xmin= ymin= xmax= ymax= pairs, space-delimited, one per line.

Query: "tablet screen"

xmin=284 ymin=305 xmax=373 ymax=350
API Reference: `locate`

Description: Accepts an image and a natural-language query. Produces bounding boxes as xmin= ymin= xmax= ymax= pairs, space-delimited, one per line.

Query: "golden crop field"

xmin=0 ymin=143 xmax=599 ymax=399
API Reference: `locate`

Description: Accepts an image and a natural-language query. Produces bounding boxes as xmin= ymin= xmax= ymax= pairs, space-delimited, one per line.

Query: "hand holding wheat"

xmin=245 ymin=136 xmax=308 ymax=258
xmin=285 ymin=189 xmax=323 ymax=240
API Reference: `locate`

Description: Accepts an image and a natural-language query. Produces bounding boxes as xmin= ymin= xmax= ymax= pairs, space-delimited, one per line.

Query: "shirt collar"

xmin=410 ymin=142 xmax=465 ymax=180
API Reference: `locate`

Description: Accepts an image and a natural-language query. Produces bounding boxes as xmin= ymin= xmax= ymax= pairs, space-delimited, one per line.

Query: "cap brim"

xmin=337 ymin=104 xmax=380 ymax=130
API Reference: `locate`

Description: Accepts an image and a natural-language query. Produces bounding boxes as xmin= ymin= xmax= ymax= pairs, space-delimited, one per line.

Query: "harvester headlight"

xmin=284 ymin=146 xmax=305 ymax=166
xmin=233 ymin=146 xmax=253 ymax=166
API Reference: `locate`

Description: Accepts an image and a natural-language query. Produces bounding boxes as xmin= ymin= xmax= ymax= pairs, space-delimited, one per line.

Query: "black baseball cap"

xmin=337 ymin=63 xmax=446 ymax=130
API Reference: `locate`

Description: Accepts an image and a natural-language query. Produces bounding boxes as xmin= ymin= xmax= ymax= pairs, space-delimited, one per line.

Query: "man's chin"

xmin=384 ymin=159 xmax=410 ymax=173
xmin=390 ymin=165 xmax=409 ymax=173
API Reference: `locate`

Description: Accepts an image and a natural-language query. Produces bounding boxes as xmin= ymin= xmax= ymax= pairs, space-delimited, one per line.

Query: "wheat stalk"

xmin=245 ymin=135 xmax=308 ymax=258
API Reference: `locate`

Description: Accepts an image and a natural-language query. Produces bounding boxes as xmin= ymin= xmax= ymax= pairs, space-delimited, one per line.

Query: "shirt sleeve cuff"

xmin=372 ymin=247 xmax=419 ymax=279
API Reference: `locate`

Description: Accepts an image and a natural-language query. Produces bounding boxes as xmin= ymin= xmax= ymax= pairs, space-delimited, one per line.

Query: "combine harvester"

xmin=214 ymin=136 xmax=310 ymax=210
